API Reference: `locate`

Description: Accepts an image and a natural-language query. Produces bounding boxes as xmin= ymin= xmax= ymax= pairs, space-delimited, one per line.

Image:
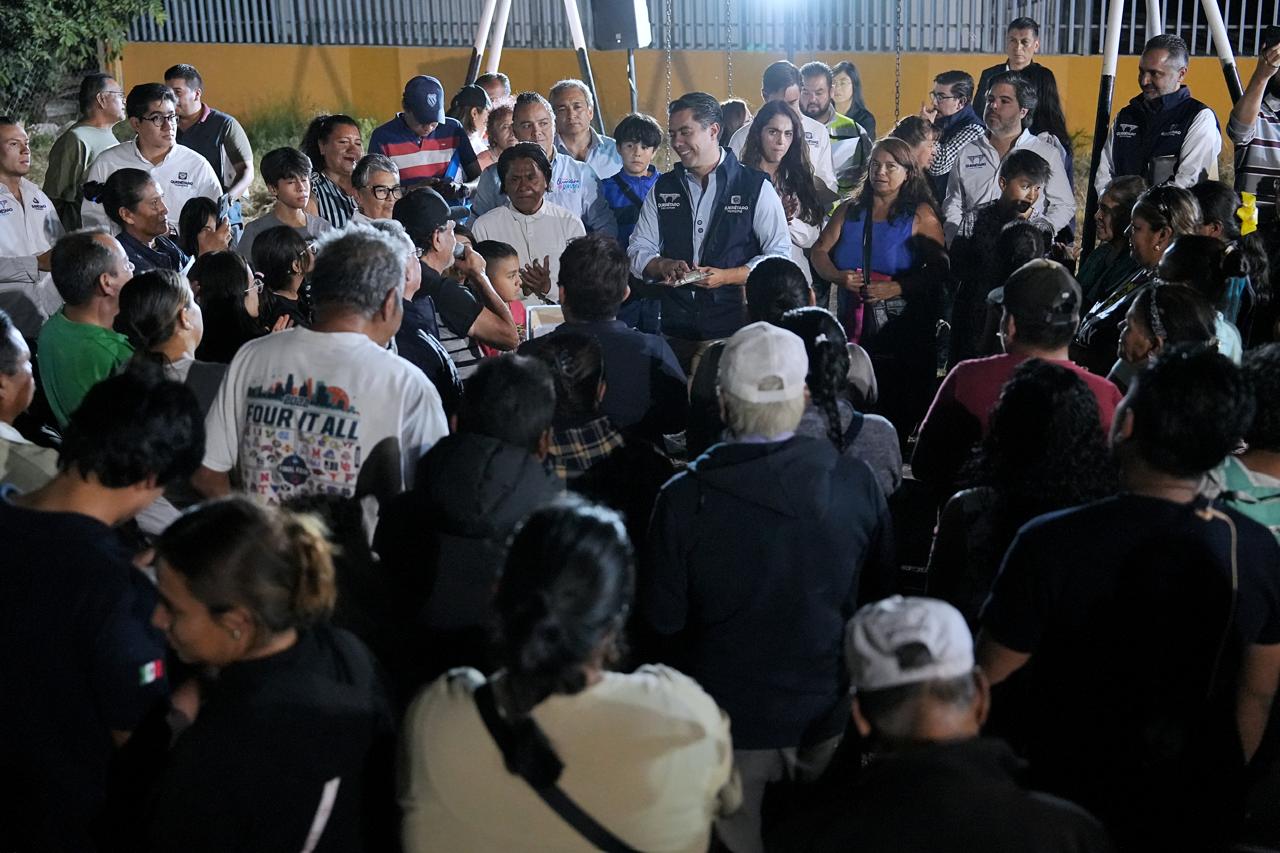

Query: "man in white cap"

xmin=643 ymin=320 xmax=894 ymax=853
xmin=788 ymin=596 xmax=1113 ymax=852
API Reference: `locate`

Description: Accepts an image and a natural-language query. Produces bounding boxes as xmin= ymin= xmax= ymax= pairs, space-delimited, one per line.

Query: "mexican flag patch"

xmin=139 ymin=659 xmax=165 ymax=686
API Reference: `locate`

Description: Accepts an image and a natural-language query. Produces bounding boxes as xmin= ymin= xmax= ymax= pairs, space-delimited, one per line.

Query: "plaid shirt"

xmin=547 ymin=415 xmax=625 ymax=480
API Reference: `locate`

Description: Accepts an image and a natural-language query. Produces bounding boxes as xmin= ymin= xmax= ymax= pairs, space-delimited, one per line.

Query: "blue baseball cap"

xmin=404 ymin=75 xmax=446 ymax=125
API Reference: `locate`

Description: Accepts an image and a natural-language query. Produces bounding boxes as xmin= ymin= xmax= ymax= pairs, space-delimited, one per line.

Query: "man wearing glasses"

xmin=921 ymin=71 xmax=985 ymax=200
xmin=42 ymin=73 xmax=126 ymax=231
xmin=80 ymin=82 xmax=221 ymax=234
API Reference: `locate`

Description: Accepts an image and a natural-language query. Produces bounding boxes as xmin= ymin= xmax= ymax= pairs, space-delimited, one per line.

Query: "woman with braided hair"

xmin=779 ymin=306 xmax=902 ymax=496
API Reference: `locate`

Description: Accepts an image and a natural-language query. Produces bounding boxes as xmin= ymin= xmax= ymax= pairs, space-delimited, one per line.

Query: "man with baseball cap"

xmin=368 ymin=75 xmax=484 ymax=197
xmin=644 ymin=321 xmax=894 ymax=853
xmin=913 ymin=259 xmax=1123 ymax=494
xmin=789 ymin=597 xmax=1113 ymax=851
xmin=1229 ymin=25 xmax=1280 ymax=223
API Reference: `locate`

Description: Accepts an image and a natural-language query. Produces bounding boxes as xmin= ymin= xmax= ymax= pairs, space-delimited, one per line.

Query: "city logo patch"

xmin=657 ymin=192 xmax=682 ymax=210
xmin=178 ymin=172 xmax=188 ymax=180
xmin=730 ymin=195 xmax=741 ymax=205
xmin=1117 ymin=123 xmax=1139 ymax=136
xmin=965 ymin=154 xmax=986 ymax=168
xmin=30 ymin=197 xmax=47 ymax=210
xmin=1161 ymin=125 xmax=1182 ymax=137
xmin=139 ymin=659 xmax=165 ymax=685
xmin=0 ymin=198 xmax=12 ymax=215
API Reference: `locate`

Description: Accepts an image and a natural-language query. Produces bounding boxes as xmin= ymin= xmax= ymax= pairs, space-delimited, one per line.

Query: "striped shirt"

xmin=368 ymin=115 xmax=480 ymax=188
xmin=1229 ymin=93 xmax=1280 ymax=211
xmin=310 ymin=171 xmax=357 ymax=228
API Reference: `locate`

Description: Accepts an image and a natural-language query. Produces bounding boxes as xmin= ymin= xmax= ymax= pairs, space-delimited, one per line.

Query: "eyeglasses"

xmin=102 ymin=90 xmax=125 ymax=100
xmin=930 ymin=91 xmax=960 ymax=101
xmin=140 ymin=113 xmax=179 ymax=127
xmin=297 ymin=243 xmax=318 ymax=261
xmin=410 ymin=246 xmax=425 ymax=259
xmin=245 ymin=274 xmax=264 ymax=294
xmin=368 ymin=184 xmax=406 ymax=201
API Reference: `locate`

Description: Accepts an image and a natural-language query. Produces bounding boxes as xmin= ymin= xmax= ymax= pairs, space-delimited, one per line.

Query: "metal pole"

xmin=1199 ymin=0 xmax=1246 ymax=102
xmin=1145 ymin=0 xmax=1163 ymax=40
xmin=627 ymin=48 xmax=638 ymax=114
xmin=1082 ymin=0 xmax=1127 ymax=258
xmin=562 ymin=0 xmax=607 ymax=134
xmin=485 ymin=0 xmax=513 ymax=75
xmin=466 ymin=0 xmax=500 ymax=86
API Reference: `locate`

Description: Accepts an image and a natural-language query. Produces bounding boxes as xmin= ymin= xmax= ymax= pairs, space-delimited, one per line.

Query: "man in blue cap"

xmin=369 ymin=75 xmax=484 ymax=201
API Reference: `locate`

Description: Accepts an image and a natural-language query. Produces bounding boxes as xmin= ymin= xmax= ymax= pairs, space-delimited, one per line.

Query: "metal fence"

xmin=129 ymin=0 xmax=1280 ymax=56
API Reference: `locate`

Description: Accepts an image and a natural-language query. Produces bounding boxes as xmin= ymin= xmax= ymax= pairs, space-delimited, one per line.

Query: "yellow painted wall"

xmin=121 ymin=42 xmax=1248 ymax=142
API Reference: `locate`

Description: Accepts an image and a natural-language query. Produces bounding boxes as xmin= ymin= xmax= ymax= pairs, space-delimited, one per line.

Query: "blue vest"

xmin=653 ymin=150 xmax=767 ymax=340
xmin=1112 ymin=87 xmax=1215 ymax=185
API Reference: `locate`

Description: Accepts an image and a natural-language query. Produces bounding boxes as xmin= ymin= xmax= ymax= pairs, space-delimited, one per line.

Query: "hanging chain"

xmin=725 ymin=0 xmax=734 ymax=97
xmin=664 ymin=0 xmax=674 ymax=168
xmin=894 ymin=0 xmax=903 ymax=120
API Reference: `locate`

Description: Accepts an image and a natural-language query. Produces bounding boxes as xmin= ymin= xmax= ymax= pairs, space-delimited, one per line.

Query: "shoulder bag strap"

xmin=473 ymin=683 xmax=641 ymax=853
xmin=610 ymin=172 xmax=646 ymax=209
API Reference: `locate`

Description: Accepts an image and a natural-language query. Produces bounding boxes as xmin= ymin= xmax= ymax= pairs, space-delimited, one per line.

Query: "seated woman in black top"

xmin=251 ymin=225 xmax=313 ymax=329
xmin=84 ymin=168 xmax=189 ymax=274
xmin=190 ymin=251 xmax=278 ymax=363
xmin=139 ymin=497 xmax=395 ymax=852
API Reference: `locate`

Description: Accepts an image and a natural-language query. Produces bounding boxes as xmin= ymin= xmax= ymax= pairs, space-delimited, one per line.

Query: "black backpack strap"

xmin=473 ymin=683 xmax=641 ymax=853
xmin=842 ymin=409 xmax=865 ymax=445
xmin=610 ymin=172 xmax=646 ymax=209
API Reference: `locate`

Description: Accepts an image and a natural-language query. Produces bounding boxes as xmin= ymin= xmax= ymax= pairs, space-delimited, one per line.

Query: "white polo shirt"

xmin=0 ymin=177 xmax=65 ymax=337
xmin=81 ymin=139 xmax=221 ymax=233
xmin=471 ymin=199 xmax=587 ymax=304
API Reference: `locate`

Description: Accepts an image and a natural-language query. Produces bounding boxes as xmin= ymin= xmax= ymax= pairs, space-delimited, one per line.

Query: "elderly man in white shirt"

xmin=728 ymin=60 xmax=838 ymax=198
xmin=81 ymin=83 xmax=220 ymax=234
xmin=472 ymin=142 xmax=587 ymax=304
xmin=0 ymin=119 xmax=65 ymax=338
xmin=942 ymin=72 xmax=1075 ymax=244
xmin=471 ymin=91 xmax=617 ymax=236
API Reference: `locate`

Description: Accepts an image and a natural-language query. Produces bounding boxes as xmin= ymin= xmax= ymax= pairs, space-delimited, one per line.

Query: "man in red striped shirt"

xmin=369 ymin=75 xmax=483 ymax=202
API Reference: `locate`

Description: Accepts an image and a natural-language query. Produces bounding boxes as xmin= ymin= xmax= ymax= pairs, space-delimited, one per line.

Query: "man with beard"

xmin=1094 ymin=35 xmax=1220 ymax=195
xmin=1229 ymin=26 xmax=1280 ymax=225
xmin=941 ymin=72 xmax=1074 ymax=244
xmin=800 ymin=61 xmax=872 ymax=195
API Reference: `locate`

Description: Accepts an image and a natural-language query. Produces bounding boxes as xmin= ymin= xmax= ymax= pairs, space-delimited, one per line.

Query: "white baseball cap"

xmin=718 ymin=321 xmax=808 ymax=403
xmin=846 ymin=596 xmax=974 ymax=692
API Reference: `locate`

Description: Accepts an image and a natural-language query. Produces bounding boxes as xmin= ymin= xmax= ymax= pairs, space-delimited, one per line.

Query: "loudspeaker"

xmin=590 ymin=0 xmax=652 ymax=50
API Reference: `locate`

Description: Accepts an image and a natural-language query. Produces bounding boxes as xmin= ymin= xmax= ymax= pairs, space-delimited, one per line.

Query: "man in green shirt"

xmin=800 ymin=61 xmax=873 ymax=196
xmin=42 ymin=74 xmax=127 ymax=232
xmin=37 ymin=231 xmax=134 ymax=426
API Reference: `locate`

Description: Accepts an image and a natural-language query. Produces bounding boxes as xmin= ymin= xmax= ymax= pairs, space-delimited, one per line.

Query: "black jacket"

xmin=788 ymin=738 xmax=1114 ymax=852
xmin=643 ymin=436 xmax=894 ymax=749
xmin=140 ymin=627 xmax=396 ymax=853
xmin=374 ymin=432 xmax=561 ymax=689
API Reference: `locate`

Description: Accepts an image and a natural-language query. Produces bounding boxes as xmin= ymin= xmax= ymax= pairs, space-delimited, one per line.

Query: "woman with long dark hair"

xmin=928 ymin=359 xmax=1117 ymax=629
xmin=400 ymin=499 xmax=737 ymax=852
xmin=251 ymin=225 xmax=313 ymax=330
xmin=831 ymin=60 xmax=876 ymax=138
xmin=1111 ymin=283 xmax=1217 ymax=391
xmin=811 ymin=137 xmax=948 ymax=441
xmin=740 ymin=100 xmax=826 ymax=285
xmin=301 ymin=113 xmax=364 ymax=227
xmin=780 ymin=306 xmax=903 ymax=496
xmin=190 ymin=250 xmax=284 ymax=363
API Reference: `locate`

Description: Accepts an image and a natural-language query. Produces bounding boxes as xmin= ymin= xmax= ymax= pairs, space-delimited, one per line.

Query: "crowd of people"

xmin=4 ymin=17 xmax=1280 ymax=852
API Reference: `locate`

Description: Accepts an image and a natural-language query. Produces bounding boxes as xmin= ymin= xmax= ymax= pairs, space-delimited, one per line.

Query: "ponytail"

xmin=778 ymin=306 xmax=853 ymax=452
xmin=82 ymin=167 xmax=154 ymax=228
xmin=283 ymin=511 xmax=337 ymax=623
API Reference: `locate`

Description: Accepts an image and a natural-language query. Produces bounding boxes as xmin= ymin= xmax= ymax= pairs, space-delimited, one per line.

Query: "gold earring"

xmin=232 ymin=628 xmax=241 ymax=640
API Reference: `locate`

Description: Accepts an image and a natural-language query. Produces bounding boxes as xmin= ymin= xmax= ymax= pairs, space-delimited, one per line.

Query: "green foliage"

xmin=0 ymin=0 xmax=165 ymax=119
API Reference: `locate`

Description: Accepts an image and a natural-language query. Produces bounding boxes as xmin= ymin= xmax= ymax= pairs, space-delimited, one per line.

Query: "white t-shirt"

xmin=472 ymin=199 xmax=586 ymax=304
xmin=0 ymin=177 xmax=65 ymax=337
xmin=81 ymin=139 xmax=221 ymax=233
xmin=203 ymin=328 xmax=447 ymax=505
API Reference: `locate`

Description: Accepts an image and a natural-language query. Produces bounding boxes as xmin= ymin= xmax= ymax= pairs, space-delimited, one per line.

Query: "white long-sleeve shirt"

xmin=471 ymin=151 xmax=617 ymax=237
xmin=471 ymin=199 xmax=587 ymax=303
xmin=729 ymin=112 xmax=838 ymax=197
xmin=81 ymin=139 xmax=221 ymax=233
xmin=627 ymin=152 xmax=792 ymax=280
xmin=1094 ymin=106 xmax=1221 ymax=197
xmin=942 ymin=128 xmax=1076 ymax=244
xmin=0 ymin=178 xmax=65 ymax=337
